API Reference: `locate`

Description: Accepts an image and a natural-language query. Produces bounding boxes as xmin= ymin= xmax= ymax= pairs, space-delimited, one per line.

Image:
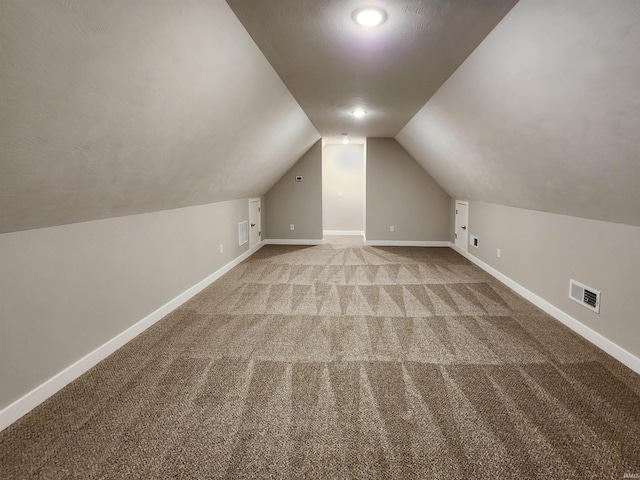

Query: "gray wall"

xmin=0 ymin=199 xmax=250 ymax=409
xmin=467 ymin=201 xmax=640 ymax=359
xmin=366 ymin=138 xmax=451 ymax=241
xmin=397 ymin=0 xmax=640 ymax=227
xmin=264 ymin=141 xmax=323 ymax=240
xmin=322 ymin=144 xmax=365 ymax=232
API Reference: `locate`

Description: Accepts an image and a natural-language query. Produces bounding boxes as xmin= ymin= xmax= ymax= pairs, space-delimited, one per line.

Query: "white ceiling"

xmin=226 ymin=0 xmax=517 ymax=138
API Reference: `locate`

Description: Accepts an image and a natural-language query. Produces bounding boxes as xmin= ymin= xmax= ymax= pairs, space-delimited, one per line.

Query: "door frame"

xmin=249 ymin=198 xmax=261 ymax=249
xmin=454 ymin=200 xmax=469 ymax=251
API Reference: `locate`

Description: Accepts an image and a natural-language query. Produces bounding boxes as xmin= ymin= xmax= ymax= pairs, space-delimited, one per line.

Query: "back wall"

xmin=366 ymin=138 xmax=450 ymax=243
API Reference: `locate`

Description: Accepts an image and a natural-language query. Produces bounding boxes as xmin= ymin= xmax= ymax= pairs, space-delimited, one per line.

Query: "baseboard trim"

xmin=451 ymin=243 xmax=640 ymax=374
xmin=366 ymin=240 xmax=451 ymax=247
xmin=323 ymin=230 xmax=364 ymax=236
xmin=264 ymin=239 xmax=324 ymax=245
xmin=6 ymin=238 xmax=636 ymax=432
xmin=249 ymin=239 xmax=266 ymax=255
xmin=0 ymin=241 xmax=265 ymax=432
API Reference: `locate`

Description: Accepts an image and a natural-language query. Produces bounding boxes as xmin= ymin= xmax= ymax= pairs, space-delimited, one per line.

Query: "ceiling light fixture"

xmin=353 ymin=7 xmax=387 ymax=27
xmin=342 ymin=133 xmax=349 ymax=144
xmin=352 ymin=109 xmax=367 ymax=118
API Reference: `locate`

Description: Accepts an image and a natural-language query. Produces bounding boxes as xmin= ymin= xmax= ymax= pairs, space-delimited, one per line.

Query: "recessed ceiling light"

xmin=353 ymin=7 xmax=387 ymax=27
xmin=352 ymin=109 xmax=367 ymax=118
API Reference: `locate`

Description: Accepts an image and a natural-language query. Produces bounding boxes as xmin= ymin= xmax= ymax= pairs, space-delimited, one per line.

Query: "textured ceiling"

xmin=0 ymin=1 xmax=319 ymax=233
xmin=397 ymin=0 xmax=640 ymax=227
xmin=226 ymin=0 xmax=517 ymax=138
xmin=3 ymin=0 xmax=637 ymax=234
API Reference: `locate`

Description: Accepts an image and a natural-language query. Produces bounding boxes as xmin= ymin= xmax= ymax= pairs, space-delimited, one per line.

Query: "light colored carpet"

xmin=2 ymin=238 xmax=640 ymax=479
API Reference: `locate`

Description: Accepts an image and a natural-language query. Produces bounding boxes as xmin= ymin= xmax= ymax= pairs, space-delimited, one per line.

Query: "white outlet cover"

xmin=290 ymin=224 xmax=295 ymax=230
xmin=390 ymin=225 xmax=395 ymax=232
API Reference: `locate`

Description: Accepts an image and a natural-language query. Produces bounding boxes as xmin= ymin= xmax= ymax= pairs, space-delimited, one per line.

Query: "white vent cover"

xmin=238 ymin=221 xmax=248 ymax=246
xmin=569 ymin=279 xmax=600 ymax=313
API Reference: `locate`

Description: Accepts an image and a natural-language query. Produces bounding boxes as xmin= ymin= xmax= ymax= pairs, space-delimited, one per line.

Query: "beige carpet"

xmin=2 ymin=237 xmax=640 ymax=479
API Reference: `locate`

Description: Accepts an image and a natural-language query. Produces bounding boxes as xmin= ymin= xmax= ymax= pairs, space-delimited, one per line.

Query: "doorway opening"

xmin=322 ymin=140 xmax=366 ymax=245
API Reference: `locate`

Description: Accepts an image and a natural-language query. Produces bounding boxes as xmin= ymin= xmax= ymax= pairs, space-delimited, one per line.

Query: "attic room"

xmin=1 ymin=0 xmax=639 ymax=478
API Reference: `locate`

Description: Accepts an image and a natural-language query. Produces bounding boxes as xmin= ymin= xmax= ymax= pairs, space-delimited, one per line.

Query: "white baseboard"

xmin=5 ymin=238 xmax=636 ymax=432
xmin=366 ymin=240 xmax=451 ymax=247
xmin=451 ymin=243 xmax=640 ymax=374
xmin=249 ymin=239 xmax=265 ymax=254
xmin=0 ymin=241 xmax=265 ymax=432
xmin=323 ymin=230 xmax=364 ymax=236
xmin=264 ymin=239 xmax=324 ymax=245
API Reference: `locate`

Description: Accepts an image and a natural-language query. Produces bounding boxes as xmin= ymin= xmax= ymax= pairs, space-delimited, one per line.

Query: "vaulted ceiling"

xmin=0 ymin=1 xmax=319 ymax=233
xmin=226 ymin=0 xmax=517 ymax=138
xmin=397 ymin=0 xmax=640 ymax=226
xmin=1 ymin=0 xmax=639 ymax=233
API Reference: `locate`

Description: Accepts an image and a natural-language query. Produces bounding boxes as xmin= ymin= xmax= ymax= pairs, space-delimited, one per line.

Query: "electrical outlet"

xmin=290 ymin=224 xmax=295 ymax=231
xmin=496 ymin=248 xmax=501 ymax=258
xmin=390 ymin=225 xmax=395 ymax=232
xmin=219 ymin=244 xmax=224 ymax=254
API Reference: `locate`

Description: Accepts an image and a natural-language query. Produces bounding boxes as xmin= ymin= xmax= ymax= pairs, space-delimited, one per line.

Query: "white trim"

xmin=0 ymin=241 xmax=265 ymax=432
xmin=366 ymin=240 xmax=451 ymax=247
xmin=6 ymin=237 xmax=636 ymax=432
xmin=451 ymin=243 xmax=640 ymax=374
xmin=264 ymin=239 xmax=324 ymax=245
xmin=248 ymin=198 xmax=262 ymax=249
xmin=249 ymin=239 xmax=266 ymax=255
xmin=323 ymin=230 xmax=364 ymax=236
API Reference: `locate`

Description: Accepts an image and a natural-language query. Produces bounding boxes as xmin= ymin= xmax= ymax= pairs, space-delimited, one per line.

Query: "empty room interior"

xmin=1 ymin=1 xmax=640 ymax=478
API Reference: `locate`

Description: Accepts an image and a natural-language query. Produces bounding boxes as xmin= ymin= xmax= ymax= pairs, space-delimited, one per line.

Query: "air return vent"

xmin=569 ymin=279 xmax=600 ymax=313
xmin=238 ymin=221 xmax=248 ymax=246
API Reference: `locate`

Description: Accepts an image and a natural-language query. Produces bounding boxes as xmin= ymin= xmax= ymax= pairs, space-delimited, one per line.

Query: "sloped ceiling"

xmin=226 ymin=0 xmax=517 ymax=138
xmin=0 ymin=0 xmax=319 ymax=233
xmin=4 ymin=0 xmax=637 ymax=233
xmin=397 ymin=0 xmax=640 ymax=227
